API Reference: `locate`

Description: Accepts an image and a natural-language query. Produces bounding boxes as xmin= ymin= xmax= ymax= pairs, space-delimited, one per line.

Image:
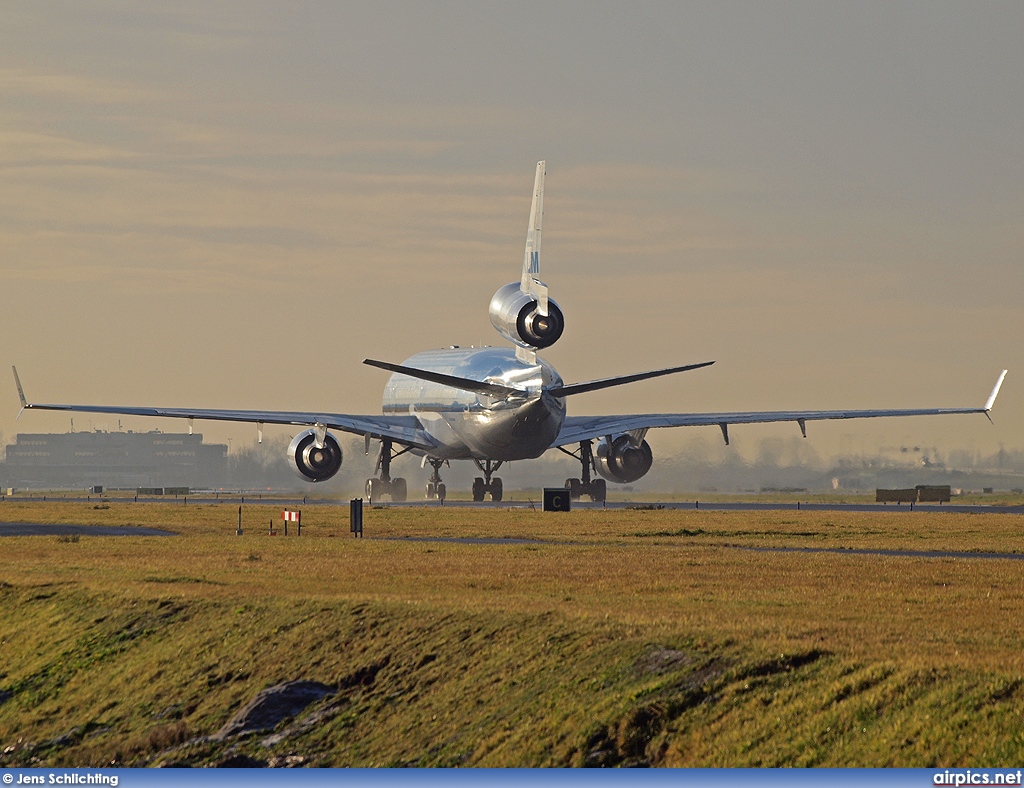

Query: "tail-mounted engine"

xmin=595 ymin=434 xmax=653 ymax=484
xmin=489 ymin=282 xmax=564 ymax=350
xmin=288 ymin=428 xmax=343 ymax=483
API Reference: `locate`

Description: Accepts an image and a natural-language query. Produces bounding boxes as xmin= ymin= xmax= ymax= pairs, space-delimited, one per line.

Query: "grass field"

xmin=1 ymin=501 xmax=1023 ymax=767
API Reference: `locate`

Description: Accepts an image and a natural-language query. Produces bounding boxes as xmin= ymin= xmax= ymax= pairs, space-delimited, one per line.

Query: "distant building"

xmin=3 ymin=431 xmax=227 ymax=489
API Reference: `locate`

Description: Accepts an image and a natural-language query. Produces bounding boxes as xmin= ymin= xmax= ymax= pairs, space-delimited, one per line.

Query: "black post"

xmin=350 ymin=498 xmax=364 ymax=537
xmin=297 ymin=510 xmax=301 ymax=537
xmin=236 ymin=505 xmax=243 ymax=536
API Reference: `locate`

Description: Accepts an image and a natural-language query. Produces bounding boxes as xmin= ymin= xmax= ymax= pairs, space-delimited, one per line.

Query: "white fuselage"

xmin=381 ymin=347 xmax=566 ymax=460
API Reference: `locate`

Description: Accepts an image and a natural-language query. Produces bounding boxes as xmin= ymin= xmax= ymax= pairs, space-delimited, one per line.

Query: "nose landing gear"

xmin=425 ymin=457 xmax=447 ymax=503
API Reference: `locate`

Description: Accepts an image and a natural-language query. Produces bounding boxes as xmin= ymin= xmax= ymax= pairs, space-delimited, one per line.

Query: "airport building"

xmin=2 ymin=431 xmax=227 ymax=490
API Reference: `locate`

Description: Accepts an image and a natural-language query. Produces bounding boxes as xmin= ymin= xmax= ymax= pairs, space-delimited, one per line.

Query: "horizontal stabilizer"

xmin=363 ymin=359 xmax=524 ymax=398
xmin=549 ymin=360 xmax=715 ymax=398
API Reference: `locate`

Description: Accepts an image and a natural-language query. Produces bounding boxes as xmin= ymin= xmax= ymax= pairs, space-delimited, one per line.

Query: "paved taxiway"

xmin=5 ymin=524 xmax=1021 ymax=563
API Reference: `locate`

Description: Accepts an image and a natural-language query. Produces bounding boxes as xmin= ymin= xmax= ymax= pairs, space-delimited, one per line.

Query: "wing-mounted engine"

xmin=488 ymin=282 xmax=564 ymax=349
xmin=288 ymin=428 xmax=343 ymax=483
xmin=595 ymin=434 xmax=653 ymax=484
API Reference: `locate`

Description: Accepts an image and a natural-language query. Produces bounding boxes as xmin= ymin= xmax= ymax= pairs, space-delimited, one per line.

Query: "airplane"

xmin=12 ymin=162 xmax=1007 ymax=504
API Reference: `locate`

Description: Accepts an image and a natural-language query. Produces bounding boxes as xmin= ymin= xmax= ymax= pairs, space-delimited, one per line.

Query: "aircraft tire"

xmin=490 ymin=477 xmax=503 ymax=502
xmin=437 ymin=483 xmax=446 ymax=502
xmin=366 ymin=477 xmax=383 ymax=503
xmin=426 ymin=482 xmax=436 ymax=499
xmin=472 ymin=477 xmax=486 ymax=502
xmin=589 ymin=478 xmax=607 ymax=503
xmin=392 ymin=477 xmax=407 ymax=502
xmin=565 ymin=478 xmax=582 ymax=500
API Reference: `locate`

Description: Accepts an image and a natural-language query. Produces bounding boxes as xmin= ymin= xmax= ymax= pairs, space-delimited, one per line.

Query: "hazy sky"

xmin=2 ymin=2 xmax=1021 ymax=465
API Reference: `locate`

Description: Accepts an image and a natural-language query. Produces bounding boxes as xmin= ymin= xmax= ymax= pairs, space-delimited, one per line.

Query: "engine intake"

xmin=595 ymin=434 xmax=653 ymax=484
xmin=288 ymin=429 xmax=343 ymax=483
xmin=489 ymin=282 xmax=564 ymax=350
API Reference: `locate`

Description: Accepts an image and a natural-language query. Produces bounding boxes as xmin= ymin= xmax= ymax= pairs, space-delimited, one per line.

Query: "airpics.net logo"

xmin=934 ymin=771 xmax=1023 ymax=786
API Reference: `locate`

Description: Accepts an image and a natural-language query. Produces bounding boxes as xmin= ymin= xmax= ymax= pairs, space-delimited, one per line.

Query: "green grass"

xmin=1 ymin=502 xmax=1023 ymax=766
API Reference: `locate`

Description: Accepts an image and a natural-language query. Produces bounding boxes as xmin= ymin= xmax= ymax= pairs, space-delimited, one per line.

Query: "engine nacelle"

xmin=288 ymin=429 xmax=343 ymax=483
xmin=595 ymin=434 xmax=653 ymax=484
xmin=488 ymin=282 xmax=564 ymax=349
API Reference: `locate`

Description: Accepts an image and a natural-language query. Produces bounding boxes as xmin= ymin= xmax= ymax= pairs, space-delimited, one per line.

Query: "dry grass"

xmin=1 ymin=501 xmax=1023 ymax=766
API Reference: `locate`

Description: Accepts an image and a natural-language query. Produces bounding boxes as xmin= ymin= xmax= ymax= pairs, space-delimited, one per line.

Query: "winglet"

xmin=521 ymin=161 xmax=545 ymax=291
xmin=984 ymin=369 xmax=1008 ymax=416
xmin=12 ymin=365 xmax=27 ymax=417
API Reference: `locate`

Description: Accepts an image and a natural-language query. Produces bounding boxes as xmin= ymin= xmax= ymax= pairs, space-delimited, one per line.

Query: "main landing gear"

xmin=365 ymin=437 xmax=412 ymax=503
xmin=558 ymin=439 xmax=606 ymax=503
xmin=425 ymin=457 xmax=447 ymax=503
xmin=472 ymin=459 xmax=503 ymax=502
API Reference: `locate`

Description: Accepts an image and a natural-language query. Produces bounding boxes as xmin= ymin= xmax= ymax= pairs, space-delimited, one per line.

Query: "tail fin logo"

xmin=528 ymin=250 xmax=539 ymax=274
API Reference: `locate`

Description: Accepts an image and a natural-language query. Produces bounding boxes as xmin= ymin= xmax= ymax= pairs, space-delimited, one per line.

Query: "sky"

xmin=1 ymin=1 xmax=1021 ymax=470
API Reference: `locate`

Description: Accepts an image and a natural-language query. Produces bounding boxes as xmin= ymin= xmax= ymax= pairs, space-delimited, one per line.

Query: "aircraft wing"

xmin=554 ymin=371 xmax=1008 ymax=447
xmin=12 ymin=371 xmax=436 ymax=450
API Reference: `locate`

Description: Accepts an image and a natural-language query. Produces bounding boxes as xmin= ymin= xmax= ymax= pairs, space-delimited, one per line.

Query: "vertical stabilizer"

xmin=520 ymin=161 xmax=548 ymax=314
xmin=521 ymin=161 xmax=545 ymax=290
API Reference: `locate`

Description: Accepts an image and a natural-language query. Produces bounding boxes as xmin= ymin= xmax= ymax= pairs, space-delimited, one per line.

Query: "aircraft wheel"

xmin=426 ymin=482 xmax=436 ymax=499
xmin=391 ymin=477 xmax=407 ymax=502
xmin=366 ymin=478 xmax=384 ymax=503
xmin=490 ymin=477 xmax=503 ymax=502
xmin=565 ymin=478 xmax=582 ymax=500
xmin=589 ymin=478 xmax=607 ymax=503
xmin=436 ymin=483 xmax=446 ymax=503
xmin=472 ymin=477 xmax=486 ymax=502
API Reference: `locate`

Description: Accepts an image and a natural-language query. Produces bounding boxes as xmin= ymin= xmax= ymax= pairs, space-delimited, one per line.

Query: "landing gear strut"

xmin=559 ymin=439 xmax=606 ymax=503
xmin=472 ymin=459 xmax=504 ymax=502
xmin=424 ymin=457 xmax=447 ymax=503
xmin=365 ymin=438 xmax=410 ymax=503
